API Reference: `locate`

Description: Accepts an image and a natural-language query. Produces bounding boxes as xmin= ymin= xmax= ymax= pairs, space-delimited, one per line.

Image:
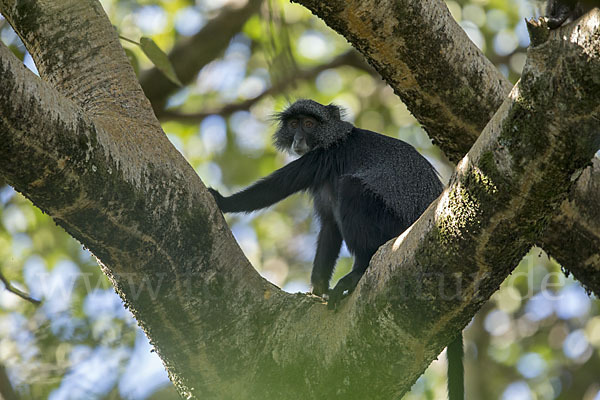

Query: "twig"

xmin=118 ymin=35 xmax=139 ymax=46
xmin=159 ymin=50 xmax=375 ymax=123
xmin=0 ymin=268 xmax=40 ymax=305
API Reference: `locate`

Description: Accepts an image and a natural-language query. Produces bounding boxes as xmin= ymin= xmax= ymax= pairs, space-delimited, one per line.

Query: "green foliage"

xmin=119 ymin=34 xmax=182 ymax=85
xmin=139 ymin=37 xmax=182 ymax=86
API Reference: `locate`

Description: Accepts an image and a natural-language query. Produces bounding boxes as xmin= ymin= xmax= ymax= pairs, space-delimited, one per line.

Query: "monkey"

xmin=208 ymin=99 xmax=464 ymax=398
xmin=544 ymin=0 xmax=600 ymax=28
xmin=209 ymin=99 xmax=443 ymax=305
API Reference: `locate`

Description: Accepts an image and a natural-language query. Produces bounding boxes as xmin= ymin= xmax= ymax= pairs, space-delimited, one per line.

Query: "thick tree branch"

xmin=0 ymin=0 xmax=156 ymax=128
xmin=542 ymin=157 xmax=600 ymax=290
xmin=0 ymin=29 xmax=267 ymax=398
xmin=294 ymin=0 xmax=600 ymax=294
xmin=1 ymin=1 xmax=599 ymax=397
xmin=140 ymin=0 xmax=263 ymax=116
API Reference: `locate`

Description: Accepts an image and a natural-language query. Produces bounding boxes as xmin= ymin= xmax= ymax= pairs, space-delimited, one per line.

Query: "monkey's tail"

xmin=447 ymin=333 xmax=464 ymax=400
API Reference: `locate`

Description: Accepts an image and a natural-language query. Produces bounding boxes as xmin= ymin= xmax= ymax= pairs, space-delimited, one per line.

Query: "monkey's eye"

xmin=303 ymin=118 xmax=315 ymax=129
xmin=289 ymin=119 xmax=299 ymax=129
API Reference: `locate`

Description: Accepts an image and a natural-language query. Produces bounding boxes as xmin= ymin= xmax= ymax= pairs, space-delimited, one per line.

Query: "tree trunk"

xmin=1 ymin=0 xmax=599 ymax=398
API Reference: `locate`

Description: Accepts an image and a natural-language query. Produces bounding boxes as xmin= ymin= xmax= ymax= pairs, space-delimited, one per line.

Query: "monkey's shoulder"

xmin=343 ymin=128 xmax=431 ymax=170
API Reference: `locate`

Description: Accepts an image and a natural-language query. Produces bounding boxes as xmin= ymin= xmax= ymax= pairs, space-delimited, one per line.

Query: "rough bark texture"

xmin=1 ymin=1 xmax=600 ymax=399
xmin=294 ymin=0 xmax=600 ymax=294
xmin=542 ymin=158 xmax=600 ymax=291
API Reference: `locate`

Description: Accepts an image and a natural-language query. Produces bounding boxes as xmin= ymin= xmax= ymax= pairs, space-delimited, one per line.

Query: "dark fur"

xmin=545 ymin=0 xmax=599 ymax=28
xmin=210 ymin=99 xmax=443 ymax=307
xmin=273 ymin=100 xmax=352 ymax=152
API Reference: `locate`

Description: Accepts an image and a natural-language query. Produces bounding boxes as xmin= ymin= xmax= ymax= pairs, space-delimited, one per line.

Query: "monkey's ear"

xmin=326 ymin=104 xmax=342 ymax=120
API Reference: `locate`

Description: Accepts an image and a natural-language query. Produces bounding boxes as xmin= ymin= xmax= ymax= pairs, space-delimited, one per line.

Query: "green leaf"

xmin=139 ymin=37 xmax=182 ymax=86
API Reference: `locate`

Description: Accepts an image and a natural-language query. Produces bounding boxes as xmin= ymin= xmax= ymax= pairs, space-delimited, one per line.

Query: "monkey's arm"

xmin=210 ymin=151 xmax=326 ymax=213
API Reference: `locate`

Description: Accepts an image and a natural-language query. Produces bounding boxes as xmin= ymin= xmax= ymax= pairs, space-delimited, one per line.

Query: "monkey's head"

xmin=273 ymin=99 xmax=353 ymax=156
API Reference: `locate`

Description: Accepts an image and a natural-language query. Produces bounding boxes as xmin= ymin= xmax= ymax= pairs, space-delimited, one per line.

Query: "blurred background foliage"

xmin=0 ymin=0 xmax=599 ymax=398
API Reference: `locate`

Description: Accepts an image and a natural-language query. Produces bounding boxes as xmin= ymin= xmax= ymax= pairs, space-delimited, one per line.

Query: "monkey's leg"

xmin=311 ymin=218 xmax=343 ymax=296
xmin=327 ymin=176 xmax=383 ymax=308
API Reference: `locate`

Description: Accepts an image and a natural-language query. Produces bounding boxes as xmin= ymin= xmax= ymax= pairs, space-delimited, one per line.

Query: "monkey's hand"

xmin=208 ymin=188 xmax=227 ymax=212
xmin=327 ymin=270 xmax=362 ymax=310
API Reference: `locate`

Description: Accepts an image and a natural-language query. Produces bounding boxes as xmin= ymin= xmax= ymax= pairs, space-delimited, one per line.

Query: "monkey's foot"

xmin=311 ymin=280 xmax=330 ymax=298
xmin=327 ymin=271 xmax=362 ymax=310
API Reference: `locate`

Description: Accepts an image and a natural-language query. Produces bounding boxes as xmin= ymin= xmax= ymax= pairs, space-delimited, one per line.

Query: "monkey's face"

xmin=287 ymin=115 xmax=317 ymax=156
xmin=273 ymin=99 xmax=352 ymax=154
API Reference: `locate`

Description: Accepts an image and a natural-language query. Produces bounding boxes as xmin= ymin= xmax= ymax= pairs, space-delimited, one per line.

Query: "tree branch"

xmin=159 ymin=50 xmax=373 ymax=123
xmin=0 ymin=267 xmax=40 ymax=305
xmin=140 ymin=0 xmax=263 ymax=116
xmin=0 ymin=0 xmax=157 ymax=129
xmin=293 ymin=0 xmax=600 ymax=295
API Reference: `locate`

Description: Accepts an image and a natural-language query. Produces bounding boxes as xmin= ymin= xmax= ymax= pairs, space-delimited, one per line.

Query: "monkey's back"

xmin=340 ymin=128 xmax=443 ymax=226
